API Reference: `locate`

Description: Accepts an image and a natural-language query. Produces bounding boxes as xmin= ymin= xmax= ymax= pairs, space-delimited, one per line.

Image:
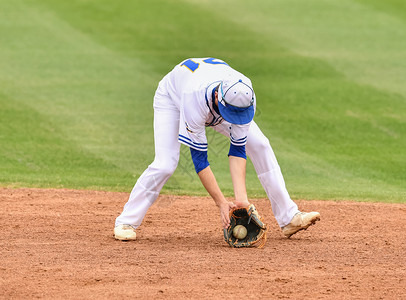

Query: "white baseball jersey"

xmin=159 ymin=57 xmax=256 ymax=151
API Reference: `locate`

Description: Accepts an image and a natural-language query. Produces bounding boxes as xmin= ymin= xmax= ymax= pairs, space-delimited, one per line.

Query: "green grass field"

xmin=0 ymin=0 xmax=405 ymax=202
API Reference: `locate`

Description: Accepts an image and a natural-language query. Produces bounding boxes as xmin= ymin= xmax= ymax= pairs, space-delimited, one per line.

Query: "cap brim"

xmin=218 ymin=103 xmax=254 ymax=125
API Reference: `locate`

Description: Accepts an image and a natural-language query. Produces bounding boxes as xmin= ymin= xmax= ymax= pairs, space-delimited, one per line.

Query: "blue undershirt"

xmin=190 ymin=148 xmax=210 ymax=173
xmin=228 ymin=143 xmax=247 ymax=159
xmin=190 ymin=143 xmax=246 ymax=174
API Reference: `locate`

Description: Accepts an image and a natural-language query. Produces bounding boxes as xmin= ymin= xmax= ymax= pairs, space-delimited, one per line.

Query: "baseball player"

xmin=114 ymin=57 xmax=320 ymax=241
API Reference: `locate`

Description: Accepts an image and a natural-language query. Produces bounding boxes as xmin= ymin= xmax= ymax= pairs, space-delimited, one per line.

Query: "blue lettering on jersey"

xmin=203 ymin=58 xmax=228 ymax=66
xmin=181 ymin=58 xmax=229 ymax=72
xmin=181 ymin=59 xmax=200 ymax=72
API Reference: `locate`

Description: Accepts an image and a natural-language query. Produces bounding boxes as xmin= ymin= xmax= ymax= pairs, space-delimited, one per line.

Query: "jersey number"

xmin=181 ymin=58 xmax=228 ymax=72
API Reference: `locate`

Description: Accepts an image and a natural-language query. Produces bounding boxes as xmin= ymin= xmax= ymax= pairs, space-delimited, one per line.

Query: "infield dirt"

xmin=1 ymin=188 xmax=405 ymax=299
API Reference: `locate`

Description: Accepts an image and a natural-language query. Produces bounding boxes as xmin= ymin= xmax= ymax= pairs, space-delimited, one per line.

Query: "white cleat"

xmin=282 ymin=212 xmax=321 ymax=238
xmin=114 ymin=224 xmax=137 ymax=241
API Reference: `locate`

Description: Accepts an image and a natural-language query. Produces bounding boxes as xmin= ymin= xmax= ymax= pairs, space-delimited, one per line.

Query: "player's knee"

xmin=248 ymin=137 xmax=271 ymax=155
xmin=151 ymin=157 xmax=179 ymax=177
xmin=160 ymin=163 xmax=177 ymax=177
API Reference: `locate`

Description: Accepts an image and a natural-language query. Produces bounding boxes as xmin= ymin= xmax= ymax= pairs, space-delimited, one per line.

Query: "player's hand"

xmin=219 ymin=201 xmax=236 ymax=229
xmin=234 ymin=200 xmax=250 ymax=208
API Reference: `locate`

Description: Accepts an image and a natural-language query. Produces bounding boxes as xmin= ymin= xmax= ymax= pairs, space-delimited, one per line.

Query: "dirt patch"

xmin=0 ymin=188 xmax=405 ymax=299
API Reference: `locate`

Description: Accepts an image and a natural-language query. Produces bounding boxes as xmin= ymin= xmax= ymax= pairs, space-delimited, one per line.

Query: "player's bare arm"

xmin=229 ymin=155 xmax=250 ymax=208
xmin=197 ymin=166 xmax=236 ymax=229
xmin=214 ymin=91 xmax=249 ymax=208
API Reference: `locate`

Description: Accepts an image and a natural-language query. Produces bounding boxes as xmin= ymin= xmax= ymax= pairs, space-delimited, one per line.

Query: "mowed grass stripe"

xmin=355 ymin=0 xmax=406 ymax=23
xmin=198 ymin=0 xmax=406 ymax=98
xmin=0 ymin=93 xmax=131 ymax=190
xmin=0 ymin=0 xmax=159 ymax=175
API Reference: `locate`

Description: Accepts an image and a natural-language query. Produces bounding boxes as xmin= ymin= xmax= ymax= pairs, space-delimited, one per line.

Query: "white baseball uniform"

xmin=115 ymin=58 xmax=299 ymax=229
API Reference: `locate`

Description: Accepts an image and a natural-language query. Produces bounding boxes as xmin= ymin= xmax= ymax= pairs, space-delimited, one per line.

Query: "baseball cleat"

xmin=282 ymin=211 xmax=320 ymax=238
xmin=114 ymin=224 xmax=137 ymax=241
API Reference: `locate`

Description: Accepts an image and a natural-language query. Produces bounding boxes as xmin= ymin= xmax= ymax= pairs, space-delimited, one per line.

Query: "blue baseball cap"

xmin=218 ymin=77 xmax=255 ymax=125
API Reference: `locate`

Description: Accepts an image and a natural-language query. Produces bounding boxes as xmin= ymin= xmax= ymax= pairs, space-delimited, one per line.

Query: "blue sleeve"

xmin=190 ymin=148 xmax=210 ymax=173
xmin=228 ymin=143 xmax=247 ymax=159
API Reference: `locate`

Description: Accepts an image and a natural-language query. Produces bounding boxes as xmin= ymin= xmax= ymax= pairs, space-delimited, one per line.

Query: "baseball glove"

xmin=223 ymin=204 xmax=267 ymax=248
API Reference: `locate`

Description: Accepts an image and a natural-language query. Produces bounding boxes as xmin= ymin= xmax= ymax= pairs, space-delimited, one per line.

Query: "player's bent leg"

xmin=245 ymin=122 xmax=299 ymax=227
xmin=246 ymin=122 xmax=320 ymax=235
xmin=114 ymin=150 xmax=180 ymax=232
xmin=115 ymin=87 xmax=181 ymax=240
